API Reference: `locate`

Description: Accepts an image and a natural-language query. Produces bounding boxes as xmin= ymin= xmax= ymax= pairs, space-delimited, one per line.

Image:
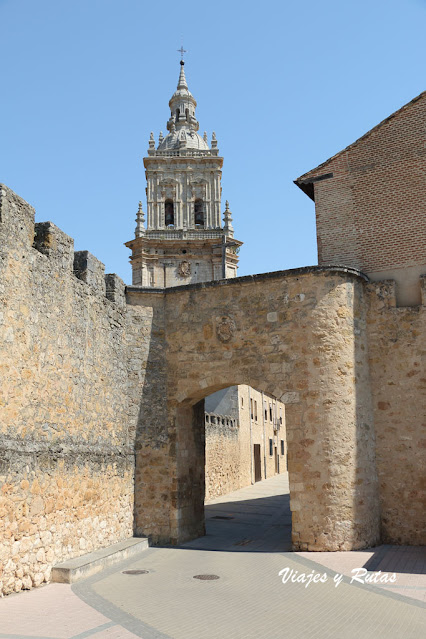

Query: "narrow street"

xmin=0 ymin=474 xmax=424 ymax=639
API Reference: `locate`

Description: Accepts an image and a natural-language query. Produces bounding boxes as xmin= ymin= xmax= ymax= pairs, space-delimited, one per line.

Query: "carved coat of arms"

xmin=177 ymin=260 xmax=191 ymax=278
xmin=216 ymin=316 xmax=236 ymax=343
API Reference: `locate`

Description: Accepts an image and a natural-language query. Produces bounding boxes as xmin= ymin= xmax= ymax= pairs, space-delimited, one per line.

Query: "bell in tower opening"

xmin=165 ymin=200 xmax=175 ymax=227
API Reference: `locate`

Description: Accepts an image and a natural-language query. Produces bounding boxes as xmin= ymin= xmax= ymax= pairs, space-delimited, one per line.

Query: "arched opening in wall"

xmin=165 ymin=200 xmax=174 ymax=227
xmin=194 ymin=199 xmax=205 ymax=228
xmin=183 ymin=384 xmax=291 ymax=553
xmin=133 ymin=272 xmax=380 ymax=554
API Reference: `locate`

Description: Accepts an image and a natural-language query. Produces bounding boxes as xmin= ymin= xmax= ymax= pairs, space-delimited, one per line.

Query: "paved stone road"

xmin=0 ymin=474 xmax=425 ymax=638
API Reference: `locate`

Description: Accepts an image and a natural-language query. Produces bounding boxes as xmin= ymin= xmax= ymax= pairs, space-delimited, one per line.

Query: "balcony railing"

xmin=147 ymin=149 xmax=219 ymax=158
xmin=146 ymin=229 xmax=224 ymax=240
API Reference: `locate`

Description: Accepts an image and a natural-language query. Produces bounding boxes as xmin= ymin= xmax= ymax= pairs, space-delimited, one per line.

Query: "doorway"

xmin=253 ymin=444 xmax=262 ymax=482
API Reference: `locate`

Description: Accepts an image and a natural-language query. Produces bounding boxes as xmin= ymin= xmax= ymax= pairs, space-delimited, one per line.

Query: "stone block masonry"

xmin=129 ymin=268 xmax=383 ymax=551
xmin=367 ymin=280 xmax=426 ymax=544
xmin=204 ymin=386 xmax=287 ymax=500
xmin=0 ymin=185 xmax=141 ymax=596
xmin=1 ymin=180 xmax=424 ymax=596
xmin=205 ymin=412 xmax=240 ymax=499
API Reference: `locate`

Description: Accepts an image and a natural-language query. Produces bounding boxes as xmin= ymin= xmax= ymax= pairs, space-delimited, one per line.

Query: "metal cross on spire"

xmin=177 ymin=45 xmax=187 ymax=61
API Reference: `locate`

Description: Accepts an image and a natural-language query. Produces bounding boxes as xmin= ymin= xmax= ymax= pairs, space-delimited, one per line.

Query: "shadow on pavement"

xmin=179 ymin=492 xmax=292 ymax=553
xmin=362 ymin=545 xmax=426 ymax=574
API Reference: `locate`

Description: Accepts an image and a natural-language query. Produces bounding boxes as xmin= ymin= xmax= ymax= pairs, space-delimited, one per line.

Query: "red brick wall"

xmin=299 ymin=93 xmax=426 ymax=276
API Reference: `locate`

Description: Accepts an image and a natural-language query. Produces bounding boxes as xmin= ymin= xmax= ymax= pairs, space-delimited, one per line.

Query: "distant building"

xmin=205 ymin=386 xmax=287 ymax=500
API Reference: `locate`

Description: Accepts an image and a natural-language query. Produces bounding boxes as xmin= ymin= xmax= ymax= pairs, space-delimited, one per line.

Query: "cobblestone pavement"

xmin=0 ymin=474 xmax=425 ymax=639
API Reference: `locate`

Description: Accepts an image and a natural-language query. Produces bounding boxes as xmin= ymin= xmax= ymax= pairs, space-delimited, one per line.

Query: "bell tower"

xmin=126 ymin=60 xmax=242 ymax=288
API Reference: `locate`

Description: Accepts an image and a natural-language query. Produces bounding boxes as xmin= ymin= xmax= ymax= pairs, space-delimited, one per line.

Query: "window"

xmin=269 ymin=404 xmax=273 ymax=422
xmin=250 ymin=398 xmax=253 ymax=420
xmin=254 ymin=400 xmax=258 ymax=422
xmin=194 ymin=199 xmax=205 ymax=227
xmin=264 ymin=406 xmax=267 ymax=420
xmin=148 ymin=268 xmax=154 ymax=287
xmin=269 ymin=438 xmax=273 ymax=456
xmin=281 ymin=440 xmax=284 ymax=456
xmin=165 ymin=200 xmax=174 ymax=226
xmin=241 ymin=396 xmax=244 ymax=408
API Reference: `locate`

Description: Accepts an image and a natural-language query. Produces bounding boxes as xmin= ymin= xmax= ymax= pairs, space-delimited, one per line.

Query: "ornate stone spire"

xmin=126 ymin=55 xmax=242 ymax=288
xmin=167 ymin=61 xmax=198 ymax=132
xmin=223 ymin=200 xmax=234 ymax=238
xmin=177 ymin=60 xmax=189 ymax=91
xmin=152 ymin=61 xmax=210 ymax=153
xmin=135 ymin=201 xmax=145 ymax=238
xmin=146 ymin=60 xmax=223 ymax=156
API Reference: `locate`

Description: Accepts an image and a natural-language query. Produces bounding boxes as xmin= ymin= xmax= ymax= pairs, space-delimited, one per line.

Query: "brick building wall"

xmin=296 ymin=91 xmax=426 ymax=306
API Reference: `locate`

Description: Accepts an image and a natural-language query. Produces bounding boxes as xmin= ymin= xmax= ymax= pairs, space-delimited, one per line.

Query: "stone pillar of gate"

xmin=132 ymin=269 xmax=381 ymax=550
xmin=169 ymin=401 xmax=206 ymax=543
xmin=284 ymin=278 xmax=381 ymax=551
xmin=161 ymin=276 xmax=380 ymax=551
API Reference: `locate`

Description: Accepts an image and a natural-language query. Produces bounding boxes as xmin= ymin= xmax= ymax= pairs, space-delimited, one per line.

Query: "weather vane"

xmin=177 ymin=45 xmax=187 ymax=61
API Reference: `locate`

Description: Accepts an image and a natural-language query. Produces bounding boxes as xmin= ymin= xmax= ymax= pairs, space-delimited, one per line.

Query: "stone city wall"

xmin=205 ymin=413 xmax=240 ymax=500
xmin=367 ymin=278 xmax=426 ymax=545
xmin=0 ymin=185 xmax=138 ymax=596
xmin=130 ymin=268 xmax=381 ymax=550
xmin=1 ymin=182 xmax=424 ymax=596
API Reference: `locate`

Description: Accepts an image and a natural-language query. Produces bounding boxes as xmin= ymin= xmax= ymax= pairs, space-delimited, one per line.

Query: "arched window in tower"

xmin=194 ymin=200 xmax=205 ymax=227
xmin=175 ymin=109 xmax=180 ymax=121
xmin=165 ymin=200 xmax=174 ymax=227
xmin=185 ymin=108 xmax=189 ymax=121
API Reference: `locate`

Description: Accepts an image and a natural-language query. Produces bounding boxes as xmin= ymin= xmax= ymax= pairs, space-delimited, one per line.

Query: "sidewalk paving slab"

xmin=0 ymin=474 xmax=424 ymax=639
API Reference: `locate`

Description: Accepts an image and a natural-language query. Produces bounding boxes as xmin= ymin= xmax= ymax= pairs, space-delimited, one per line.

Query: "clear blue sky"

xmin=1 ymin=0 xmax=424 ymax=283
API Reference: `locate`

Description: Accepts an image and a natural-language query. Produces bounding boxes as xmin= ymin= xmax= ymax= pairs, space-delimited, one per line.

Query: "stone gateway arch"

xmin=128 ymin=266 xmax=381 ymax=551
xmin=0 ymin=89 xmax=424 ymax=596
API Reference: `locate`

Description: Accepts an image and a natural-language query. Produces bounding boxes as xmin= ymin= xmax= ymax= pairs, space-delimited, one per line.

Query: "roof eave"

xmin=294 ymin=179 xmax=315 ymax=201
xmin=294 ymin=90 xmax=426 ymax=201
